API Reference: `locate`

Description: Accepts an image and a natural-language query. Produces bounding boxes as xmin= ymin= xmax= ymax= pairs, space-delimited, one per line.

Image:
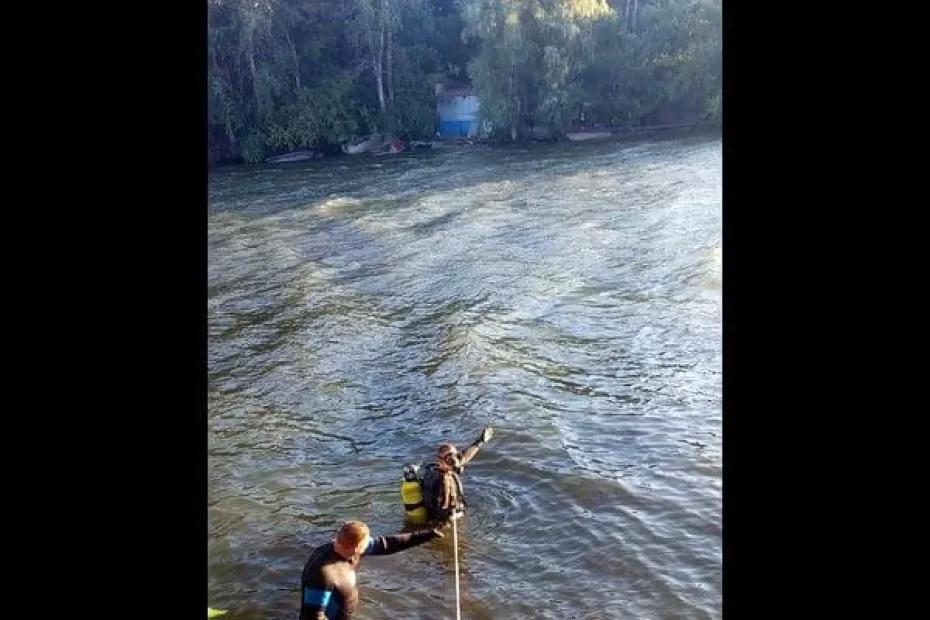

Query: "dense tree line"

xmin=208 ymin=0 xmax=720 ymax=163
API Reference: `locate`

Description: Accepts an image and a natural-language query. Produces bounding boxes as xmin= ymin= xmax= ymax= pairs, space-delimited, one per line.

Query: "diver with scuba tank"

xmin=401 ymin=426 xmax=495 ymax=525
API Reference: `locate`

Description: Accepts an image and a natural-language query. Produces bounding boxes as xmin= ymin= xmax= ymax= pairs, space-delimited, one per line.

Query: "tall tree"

xmin=208 ymin=0 xmax=720 ymax=163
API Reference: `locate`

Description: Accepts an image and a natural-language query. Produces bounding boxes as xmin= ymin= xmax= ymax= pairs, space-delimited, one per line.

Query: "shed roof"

xmin=436 ymin=83 xmax=475 ymax=101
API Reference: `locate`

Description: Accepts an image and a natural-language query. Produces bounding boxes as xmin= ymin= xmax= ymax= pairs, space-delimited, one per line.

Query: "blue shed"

xmin=437 ymin=89 xmax=480 ymax=138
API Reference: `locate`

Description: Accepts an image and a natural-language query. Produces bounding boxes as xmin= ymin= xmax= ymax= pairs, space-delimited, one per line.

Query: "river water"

xmin=208 ymin=135 xmax=722 ymax=619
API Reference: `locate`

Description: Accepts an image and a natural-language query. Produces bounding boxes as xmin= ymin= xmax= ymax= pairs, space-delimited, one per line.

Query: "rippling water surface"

xmin=208 ymin=135 xmax=722 ymax=619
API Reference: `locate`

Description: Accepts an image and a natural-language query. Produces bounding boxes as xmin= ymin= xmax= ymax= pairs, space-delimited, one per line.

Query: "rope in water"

xmin=452 ymin=511 xmax=462 ymax=620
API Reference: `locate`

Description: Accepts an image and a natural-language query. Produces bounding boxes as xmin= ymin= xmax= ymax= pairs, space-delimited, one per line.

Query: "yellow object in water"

xmin=208 ymin=608 xmax=228 ymax=618
xmin=401 ymin=478 xmax=428 ymax=524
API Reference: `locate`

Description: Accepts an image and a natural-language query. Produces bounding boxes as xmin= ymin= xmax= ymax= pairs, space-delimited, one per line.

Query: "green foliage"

xmin=390 ymin=89 xmax=439 ymax=139
xmin=208 ymin=0 xmax=721 ymax=161
xmin=460 ymin=0 xmax=720 ymax=137
xmin=263 ymin=80 xmax=361 ymax=151
xmin=240 ymin=131 xmax=267 ymax=164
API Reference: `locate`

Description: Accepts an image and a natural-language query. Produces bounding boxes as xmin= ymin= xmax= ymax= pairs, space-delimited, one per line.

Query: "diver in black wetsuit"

xmin=420 ymin=426 xmax=495 ymax=524
xmin=300 ymin=520 xmax=442 ymax=620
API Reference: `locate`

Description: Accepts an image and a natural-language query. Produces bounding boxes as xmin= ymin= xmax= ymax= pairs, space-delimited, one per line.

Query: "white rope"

xmin=452 ymin=511 xmax=462 ymax=620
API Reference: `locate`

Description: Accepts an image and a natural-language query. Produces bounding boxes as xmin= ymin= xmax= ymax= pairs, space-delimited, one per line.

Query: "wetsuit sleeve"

xmin=301 ymin=586 xmax=334 ymax=620
xmin=440 ymin=473 xmax=452 ymax=509
xmin=363 ymin=530 xmax=439 ymax=556
xmin=433 ymin=474 xmax=459 ymax=521
xmin=459 ymin=440 xmax=482 ymax=467
xmin=304 ymin=583 xmax=356 ymax=619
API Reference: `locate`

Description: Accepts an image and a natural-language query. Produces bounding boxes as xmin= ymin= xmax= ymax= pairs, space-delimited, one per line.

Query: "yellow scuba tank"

xmin=401 ymin=464 xmax=428 ymax=524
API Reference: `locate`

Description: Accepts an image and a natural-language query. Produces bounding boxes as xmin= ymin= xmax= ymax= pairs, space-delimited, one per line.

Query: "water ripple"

xmin=209 ymin=136 xmax=721 ymax=619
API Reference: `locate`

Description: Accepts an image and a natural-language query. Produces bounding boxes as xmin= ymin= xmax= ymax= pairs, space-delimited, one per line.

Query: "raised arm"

xmin=459 ymin=426 xmax=494 ymax=468
xmin=364 ymin=529 xmax=443 ymax=556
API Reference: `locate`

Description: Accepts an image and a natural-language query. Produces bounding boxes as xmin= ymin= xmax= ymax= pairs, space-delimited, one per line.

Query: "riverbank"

xmin=210 ymin=122 xmax=720 ymax=171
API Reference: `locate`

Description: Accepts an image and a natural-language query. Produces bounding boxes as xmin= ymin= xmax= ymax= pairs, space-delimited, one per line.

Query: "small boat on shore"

xmin=565 ymin=131 xmax=613 ymax=142
xmin=342 ymin=134 xmax=383 ymax=155
xmin=385 ymin=137 xmax=405 ymax=154
xmin=264 ymin=149 xmax=321 ymax=164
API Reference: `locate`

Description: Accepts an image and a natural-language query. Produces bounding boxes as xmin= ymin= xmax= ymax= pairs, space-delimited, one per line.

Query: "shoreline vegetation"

xmin=209 ymin=0 xmax=721 ymax=166
xmin=209 ymin=122 xmax=720 ymax=171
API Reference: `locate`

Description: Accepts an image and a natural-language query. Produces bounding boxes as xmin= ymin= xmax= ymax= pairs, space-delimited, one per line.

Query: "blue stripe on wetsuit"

xmin=364 ymin=537 xmax=377 ymax=556
xmin=303 ymin=588 xmax=341 ymax=619
xmin=303 ymin=588 xmax=331 ymax=606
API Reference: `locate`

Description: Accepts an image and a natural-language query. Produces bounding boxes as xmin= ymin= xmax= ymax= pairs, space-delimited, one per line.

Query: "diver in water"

xmin=300 ymin=520 xmax=442 ymax=620
xmin=419 ymin=426 xmax=495 ymax=524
